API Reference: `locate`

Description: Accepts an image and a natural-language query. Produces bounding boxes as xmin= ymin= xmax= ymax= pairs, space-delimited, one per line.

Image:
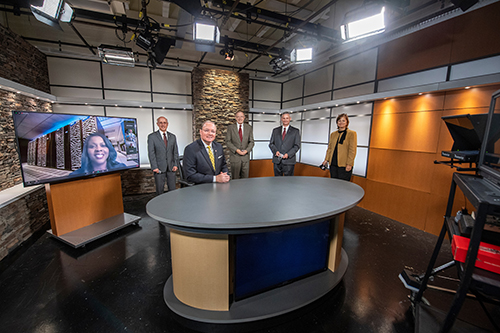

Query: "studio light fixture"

xmin=269 ymin=48 xmax=292 ymax=74
xmin=220 ymin=39 xmax=235 ymax=61
xmin=30 ymin=0 xmax=73 ymax=30
xmin=223 ymin=48 xmax=234 ymax=61
xmin=98 ymin=45 xmax=135 ymax=67
xmin=290 ymin=47 xmax=313 ymax=64
xmin=194 ymin=22 xmax=219 ymax=42
xmin=136 ymin=31 xmax=154 ymax=52
xmin=340 ymin=4 xmax=385 ymax=42
xmin=193 ymin=16 xmax=220 ymax=53
xmin=269 ymin=56 xmax=291 ymax=73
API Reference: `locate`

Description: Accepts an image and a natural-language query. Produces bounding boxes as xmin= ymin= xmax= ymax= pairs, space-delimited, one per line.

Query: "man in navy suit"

xmin=269 ymin=112 xmax=301 ymax=176
xmin=183 ymin=121 xmax=230 ymax=184
xmin=148 ymin=116 xmax=179 ymax=195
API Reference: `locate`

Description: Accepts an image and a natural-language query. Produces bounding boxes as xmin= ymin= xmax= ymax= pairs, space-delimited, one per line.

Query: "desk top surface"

xmin=146 ymin=176 xmax=364 ymax=233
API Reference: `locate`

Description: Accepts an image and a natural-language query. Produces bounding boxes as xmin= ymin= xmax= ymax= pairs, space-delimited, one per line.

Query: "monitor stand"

xmin=45 ymin=173 xmax=140 ymax=248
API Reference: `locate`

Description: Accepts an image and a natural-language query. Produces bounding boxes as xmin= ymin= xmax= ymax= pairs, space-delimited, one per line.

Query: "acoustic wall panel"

xmin=152 ymin=69 xmax=191 ymax=94
xmin=303 ymin=109 xmax=331 ymax=120
xmin=449 ymin=2 xmax=500 ymax=64
xmin=302 ymin=119 xmax=330 ymax=143
xmin=253 ymin=81 xmax=282 ymax=101
xmin=252 ymin=141 xmax=272 ymax=160
xmin=104 ymin=91 xmax=151 ymax=102
xmin=50 ymin=87 xmax=104 ymax=99
xmin=282 ymin=99 xmax=303 ymax=109
xmin=332 ymin=83 xmax=375 ymax=100
xmin=332 ymin=103 xmax=373 ymax=117
xmin=153 ymin=93 xmax=191 ymax=104
xmin=304 ymin=92 xmax=332 ymax=105
xmin=304 ymin=65 xmax=333 ymax=96
xmin=353 ymin=147 xmax=368 ymax=178
xmin=253 ymin=101 xmax=281 ymax=109
xmin=376 ymin=20 xmax=453 ymax=80
xmin=47 ymin=58 xmax=102 ymax=87
xmin=450 ymin=55 xmax=500 ymax=80
xmin=282 ymin=76 xmax=303 ymax=101
xmin=53 ymin=105 xmax=105 ymax=116
xmin=102 ymin=64 xmax=150 ymax=90
xmin=300 ymin=143 xmax=328 ymax=166
xmin=333 ymin=48 xmax=377 ymax=89
xmin=251 ymin=114 xmax=280 ymax=140
xmin=377 ymin=67 xmax=447 ymax=92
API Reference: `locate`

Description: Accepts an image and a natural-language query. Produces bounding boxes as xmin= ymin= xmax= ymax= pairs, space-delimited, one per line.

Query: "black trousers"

xmin=330 ymin=165 xmax=352 ymax=181
xmin=274 ymin=162 xmax=295 ymax=176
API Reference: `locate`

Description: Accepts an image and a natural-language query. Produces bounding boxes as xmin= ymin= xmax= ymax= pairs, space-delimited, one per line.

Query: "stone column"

xmin=191 ymin=68 xmax=250 ymax=169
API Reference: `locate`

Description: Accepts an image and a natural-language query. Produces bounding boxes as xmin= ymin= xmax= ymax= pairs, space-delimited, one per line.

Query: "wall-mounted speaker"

xmin=451 ymin=0 xmax=479 ymax=12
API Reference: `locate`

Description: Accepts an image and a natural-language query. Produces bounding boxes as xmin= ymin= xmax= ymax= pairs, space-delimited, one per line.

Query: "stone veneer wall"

xmin=0 ymin=23 xmax=52 ymax=262
xmin=0 ymin=91 xmax=52 ymax=191
xmin=120 ymin=169 xmax=156 ymax=195
xmin=0 ymin=91 xmax=52 ymax=262
xmin=0 ymin=25 xmax=50 ymax=93
xmin=0 ymin=188 xmax=50 ymax=261
xmin=191 ymin=68 xmax=249 ymax=169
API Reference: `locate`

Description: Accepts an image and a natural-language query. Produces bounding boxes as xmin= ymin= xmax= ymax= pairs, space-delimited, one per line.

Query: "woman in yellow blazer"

xmin=322 ymin=113 xmax=357 ymax=181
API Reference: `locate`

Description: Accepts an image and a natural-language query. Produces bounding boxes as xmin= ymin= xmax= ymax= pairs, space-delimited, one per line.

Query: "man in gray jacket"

xmin=269 ymin=112 xmax=300 ymax=176
xmin=225 ymin=111 xmax=254 ymax=179
xmin=148 ymin=116 xmax=179 ymax=195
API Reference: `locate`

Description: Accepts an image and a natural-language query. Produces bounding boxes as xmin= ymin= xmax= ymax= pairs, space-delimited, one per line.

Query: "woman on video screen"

xmin=71 ymin=132 xmax=126 ymax=175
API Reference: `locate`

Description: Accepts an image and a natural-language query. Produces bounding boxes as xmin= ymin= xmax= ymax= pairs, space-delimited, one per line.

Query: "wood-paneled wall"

xmin=377 ymin=2 xmax=500 ymax=80
xmin=249 ymin=85 xmax=500 ymax=236
xmin=356 ymin=84 xmax=500 ymax=235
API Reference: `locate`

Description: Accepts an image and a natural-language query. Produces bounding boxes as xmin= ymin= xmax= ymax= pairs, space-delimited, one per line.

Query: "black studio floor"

xmin=0 ymin=193 xmax=498 ymax=333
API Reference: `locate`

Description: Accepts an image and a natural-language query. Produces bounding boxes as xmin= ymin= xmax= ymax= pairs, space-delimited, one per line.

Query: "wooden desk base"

xmin=164 ymin=249 xmax=348 ymax=324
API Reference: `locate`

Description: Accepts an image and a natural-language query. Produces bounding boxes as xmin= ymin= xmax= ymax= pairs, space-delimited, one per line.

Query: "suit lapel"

xmin=242 ymin=124 xmax=249 ymax=144
xmin=235 ymin=124 xmax=242 ymax=145
xmin=158 ymin=131 xmax=167 ymax=151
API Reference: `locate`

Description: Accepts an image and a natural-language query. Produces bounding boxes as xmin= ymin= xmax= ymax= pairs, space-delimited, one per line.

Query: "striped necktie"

xmin=207 ymin=146 xmax=215 ymax=170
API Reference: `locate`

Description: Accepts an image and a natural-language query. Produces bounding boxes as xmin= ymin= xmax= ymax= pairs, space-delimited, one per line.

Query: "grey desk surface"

xmin=146 ymin=176 xmax=364 ymax=232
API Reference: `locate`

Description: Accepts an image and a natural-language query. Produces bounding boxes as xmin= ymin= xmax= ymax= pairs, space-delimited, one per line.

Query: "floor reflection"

xmin=0 ymin=194 xmax=497 ymax=332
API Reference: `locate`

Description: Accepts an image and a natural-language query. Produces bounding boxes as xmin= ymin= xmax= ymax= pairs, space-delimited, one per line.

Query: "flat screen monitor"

xmin=479 ymin=89 xmax=500 ymax=188
xmin=12 ymin=111 xmax=140 ymax=187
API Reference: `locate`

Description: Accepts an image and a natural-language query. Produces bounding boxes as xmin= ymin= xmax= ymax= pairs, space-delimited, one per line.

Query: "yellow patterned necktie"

xmin=207 ymin=146 xmax=215 ymax=170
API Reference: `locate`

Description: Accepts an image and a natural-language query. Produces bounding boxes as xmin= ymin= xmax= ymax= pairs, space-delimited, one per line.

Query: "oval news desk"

xmin=146 ymin=176 xmax=364 ymax=324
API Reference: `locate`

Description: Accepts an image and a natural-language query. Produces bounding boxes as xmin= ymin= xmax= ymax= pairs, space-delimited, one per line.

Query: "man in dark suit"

xmin=183 ymin=121 xmax=230 ymax=184
xmin=225 ymin=111 xmax=254 ymax=179
xmin=269 ymin=112 xmax=301 ymax=176
xmin=148 ymin=116 xmax=179 ymax=195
